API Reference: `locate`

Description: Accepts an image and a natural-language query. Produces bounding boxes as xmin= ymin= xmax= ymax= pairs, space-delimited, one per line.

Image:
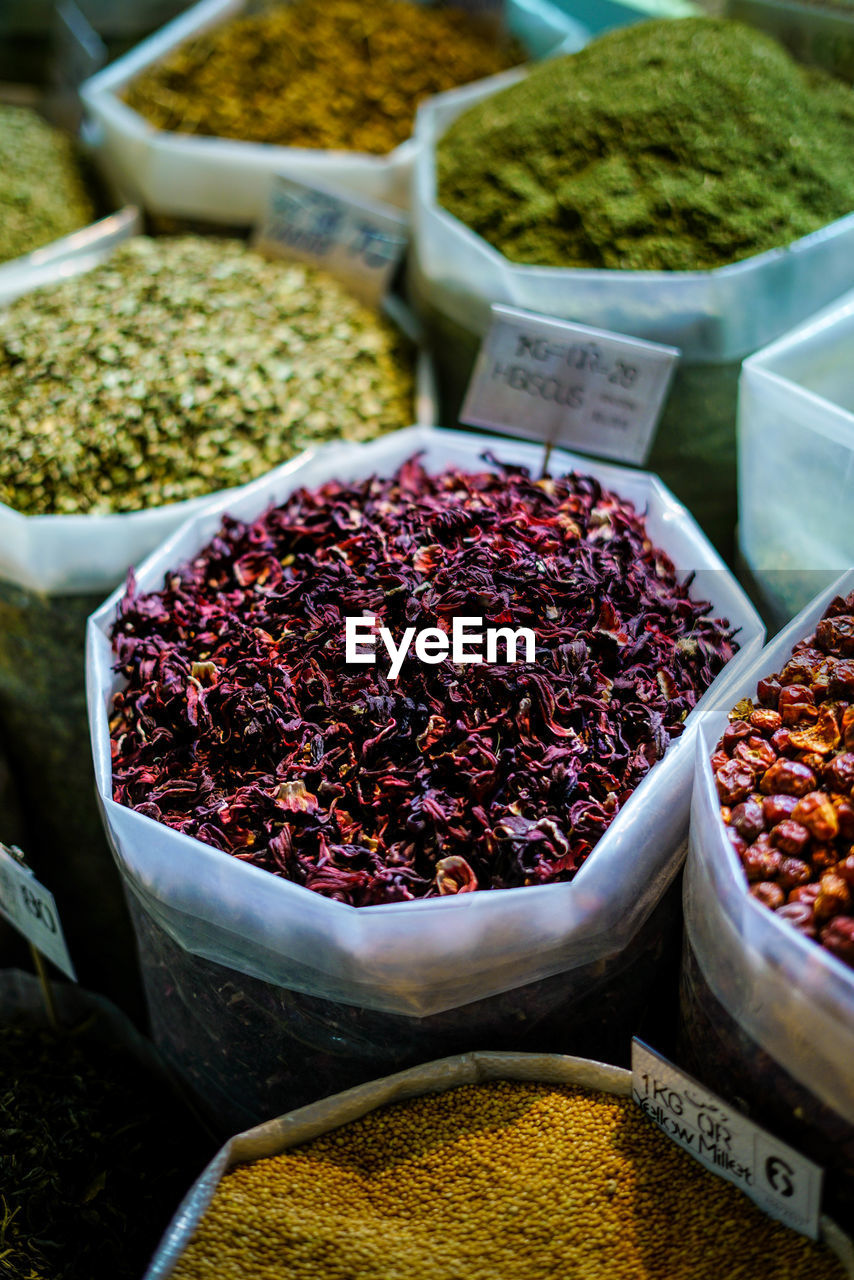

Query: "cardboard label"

xmin=632 ymin=1040 xmax=822 ymax=1238
xmin=0 ymin=845 xmax=76 ymax=981
xmin=460 ymin=305 xmax=679 ymax=465
xmin=254 ymin=175 xmax=409 ymax=305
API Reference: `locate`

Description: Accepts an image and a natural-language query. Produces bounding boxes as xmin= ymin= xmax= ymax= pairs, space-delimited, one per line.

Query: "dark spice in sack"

xmin=0 ymin=585 xmax=139 ymax=1008
xmin=0 ymin=989 xmax=211 ymax=1280
xmin=128 ymin=883 xmax=680 ymax=1133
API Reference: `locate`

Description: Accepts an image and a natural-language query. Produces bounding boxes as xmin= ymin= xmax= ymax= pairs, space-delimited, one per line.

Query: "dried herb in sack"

xmin=0 ymin=105 xmax=94 ymax=264
xmin=110 ymin=456 xmax=737 ymax=903
xmin=0 ymin=236 xmax=414 ymax=516
xmin=125 ymin=0 xmax=524 ymax=155
xmin=437 ymin=18 xmax=854 ymax=271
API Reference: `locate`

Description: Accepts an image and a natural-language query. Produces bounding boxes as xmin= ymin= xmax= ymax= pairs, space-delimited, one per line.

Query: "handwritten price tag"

xmin=0 ymin=844 xmax=76 ymax=980
xmin=632 ymin=1040 xmax=822 ymax=1238
xmin=461 ymin=305 xmax=679 ymax=465
xmin=254 ymin=175 xmax=409 ymax=305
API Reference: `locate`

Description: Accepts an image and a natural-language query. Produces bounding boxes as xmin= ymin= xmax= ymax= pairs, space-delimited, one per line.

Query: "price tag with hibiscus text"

xmin=461 ymin=305 xmax=679 ymax=465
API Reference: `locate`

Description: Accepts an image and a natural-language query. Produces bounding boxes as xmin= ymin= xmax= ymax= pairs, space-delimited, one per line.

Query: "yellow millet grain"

xmin=172 ymin=1082 xmax=846 ymax=1280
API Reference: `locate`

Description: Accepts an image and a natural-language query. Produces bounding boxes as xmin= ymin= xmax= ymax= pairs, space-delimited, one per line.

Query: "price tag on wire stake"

xmin=632 ymin=1040 xmax=822 ymax=1238
xmin=0 ymin=844 xmax=76 ymax=981
xmin=460 ymin=305 xmax=679 ymax=465
xmin=254 ymin=174 xmax=409 ymax=305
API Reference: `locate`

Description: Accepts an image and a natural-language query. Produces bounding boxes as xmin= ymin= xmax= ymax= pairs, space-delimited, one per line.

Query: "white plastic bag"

xmin=682 ymin=570 xmax=854 ymax=1221
xmin=85 ymin=425 xmax=762 ymax=1126
xmin=145 ymin=1049 xmax=854 ymax=1280
xmin=409 ymin=71 xmax=854 ymax=557
xmin=88 ymin=423 xmax=762 ymax=1019
xmin=738 ymin=290 xmax=854 ymax=629
xmin=79 ymin=0 xmax=587 ymax=221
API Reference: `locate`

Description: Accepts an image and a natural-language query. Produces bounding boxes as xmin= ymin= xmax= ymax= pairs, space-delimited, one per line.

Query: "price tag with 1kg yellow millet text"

xmin=632 ymin=1040 xmax=822 ymax=1239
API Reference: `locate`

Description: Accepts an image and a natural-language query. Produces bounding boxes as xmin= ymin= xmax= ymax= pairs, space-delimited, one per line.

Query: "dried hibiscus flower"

xmin=110 ymin=455 xmax=737 ymax=905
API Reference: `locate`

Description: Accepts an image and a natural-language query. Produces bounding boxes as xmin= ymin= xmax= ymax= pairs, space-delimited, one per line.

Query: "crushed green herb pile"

xmin=125 ymin=0 xmax=523 ymax=155
xmin=0 ymin=105 xmax=94 ymax=265
xmin=0 ymin=235 xmax=413 ymax=516
xmin=172 ymin=1081 xmax=845 ymax=1280
xmin=0 ymin=1017 xmax=210 ymax=1280
xmin=437 ymin=17 xmax=854 ymax=270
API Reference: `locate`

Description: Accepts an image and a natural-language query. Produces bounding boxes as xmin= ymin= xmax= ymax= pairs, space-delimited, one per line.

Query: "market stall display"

xmin=146 ymin=1052 xmax=854 ymax=1280
xmin=681 ymin=572 xmax=854 ymax=1223
xmin=1 ymin=4 xmax=854 ymax=1272
xmin=0 ymin=234 xmax=419 ymax=1005
xmin=79 ymin=0 xmax=586 ymax=219
xmin=410 ymin=16 xmax=854 ymax=558
xmin=87 ymin=426 xmax=761 ymax=1132
xmin=738 ymin=288 xmax=854 ymax=627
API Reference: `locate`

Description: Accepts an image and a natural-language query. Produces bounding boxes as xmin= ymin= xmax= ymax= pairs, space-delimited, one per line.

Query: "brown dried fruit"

xmin=749 ymin=709 xmax=781 ymax=736
xmin=776 ymin=901 xmax=817 ymax=937
xmin=815 ymin=872 xmax=851 ymax=922
xmin=778 ymin=858 xmax=812 ymax=889
xmin=749 ymin=881 xmax=785 ymax=910
xmin=769 ymin=820 xmax=810 ymax=858
xmin=715 ymin=759 xmax=755 ymax=805
xmin=730 ymin=799 xmax=764 ymax=842
xmin=821 ymin=915 xmax=854 ymax=963
xmin=760 ymin=760 xmax=816 ymax=797
xmin=790 ymin=792 xmax=839 ymax=842
xmin=787 ymin=704 xmax=841 ymax=756
xmin=733 ymin=736 xmax=776 ymax=774
xmin=762 ymin=793 xmax=798 ymax=826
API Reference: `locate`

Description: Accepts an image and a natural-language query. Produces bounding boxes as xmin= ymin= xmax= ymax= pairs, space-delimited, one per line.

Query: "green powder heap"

xmin=0 ymin=105 xmax=94 ymax=265
xmin=437 ymin=18 xmax=854 ymax=271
